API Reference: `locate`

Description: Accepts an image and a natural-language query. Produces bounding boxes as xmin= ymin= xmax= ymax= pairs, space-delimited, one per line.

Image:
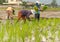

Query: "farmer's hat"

xmin=36 ymin=1 xmax=40 ymax=4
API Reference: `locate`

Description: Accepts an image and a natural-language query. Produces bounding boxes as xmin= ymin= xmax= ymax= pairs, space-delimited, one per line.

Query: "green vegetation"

xmin=42 ymin=5 xmax=48 ymax=11
xmin=0 ymin=7 xmax=60 ymax=11
xmin=46 ymin=7 xmax=60 ymax=11
xmin=51 ymin=0 xmax=57 ymax=8
xmin=0 ymin=0 xmax=5 ymax=4
xmin=0 ymin=18 xmax=60 ymax=42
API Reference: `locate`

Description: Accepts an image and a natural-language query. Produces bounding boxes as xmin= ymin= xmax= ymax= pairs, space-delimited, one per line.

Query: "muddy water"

xmin=40 ymin=11 xmax=60 ymax=18
xmin=0 ymin=10 xmax=60 ymax=19
xmin=0 ymin=10 xmax=60 ymax=24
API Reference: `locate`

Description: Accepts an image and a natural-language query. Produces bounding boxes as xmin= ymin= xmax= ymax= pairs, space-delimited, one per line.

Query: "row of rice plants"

xmin=0 ymin=18 xmax=60 ymax=42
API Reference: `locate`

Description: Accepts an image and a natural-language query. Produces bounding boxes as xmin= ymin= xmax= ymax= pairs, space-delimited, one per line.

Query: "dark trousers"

xmin=35 ymin=14 xmax=40 ymax=21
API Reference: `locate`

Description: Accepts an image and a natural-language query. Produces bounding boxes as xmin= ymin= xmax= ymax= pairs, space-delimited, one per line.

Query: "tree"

xmin=22 ymin=1 xmax=27 ymax=9
xmin=0 ymin=0 xmax=3 ymax=4
xmin=0 ymin=0 xmax=5 ymax=4
xmin=51 ymin=0 xmax=57 ymax=7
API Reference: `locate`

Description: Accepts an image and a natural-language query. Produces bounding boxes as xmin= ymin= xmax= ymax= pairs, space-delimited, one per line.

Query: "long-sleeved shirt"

xmin=20 ymin=10 xmax=32 ymax=17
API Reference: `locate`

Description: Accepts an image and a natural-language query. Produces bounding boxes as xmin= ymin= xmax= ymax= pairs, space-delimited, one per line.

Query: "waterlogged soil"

xmin=0 ymin=10 xmax=60 ymax=19
xmin=40 ymin=11 xmax=60 ymax=18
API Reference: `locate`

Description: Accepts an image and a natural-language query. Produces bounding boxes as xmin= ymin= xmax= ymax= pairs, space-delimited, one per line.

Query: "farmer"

xmin=17 ymin=10 xmax=32 ymax=23
xmin=6 ymin=6 xmax=15 ymax=20
xmin=33 ymin=1 xmax=40 ymax=21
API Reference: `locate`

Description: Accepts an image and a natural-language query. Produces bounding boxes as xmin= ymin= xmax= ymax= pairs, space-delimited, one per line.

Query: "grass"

xmin=0 ymin=7 xmax=60 ymax=11
xmin=0 ymin=7 xmax=31 ymax=10
xmin=46 ymin=7 xmax=60 ymax=11
xmin=0 ymin=18 xmax=60 ymax=42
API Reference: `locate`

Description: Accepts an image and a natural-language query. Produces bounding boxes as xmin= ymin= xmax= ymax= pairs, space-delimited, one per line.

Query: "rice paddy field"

xmin=0 ymin=9 xmax=60 ymax=42
xmin=0 ymin=18 xmax=60 ymax=42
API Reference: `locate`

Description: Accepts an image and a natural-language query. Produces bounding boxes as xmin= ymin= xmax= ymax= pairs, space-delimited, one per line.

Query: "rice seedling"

xmin=0 ymin=18 xmax=60 ymax=42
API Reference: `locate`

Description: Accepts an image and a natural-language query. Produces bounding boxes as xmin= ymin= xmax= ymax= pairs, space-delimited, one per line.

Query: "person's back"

xmin=21 ymin=10 xmax=28 ymax=16
xmin=6 ymin=7 xmax=13 ymax=12
xmin=21 ymin=10 xmax=32 ymax=16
